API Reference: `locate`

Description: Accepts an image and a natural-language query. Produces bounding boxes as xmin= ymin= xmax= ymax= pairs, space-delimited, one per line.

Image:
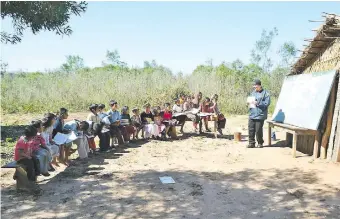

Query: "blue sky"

xmin=1 ymin=1 xmax=339 ymax=74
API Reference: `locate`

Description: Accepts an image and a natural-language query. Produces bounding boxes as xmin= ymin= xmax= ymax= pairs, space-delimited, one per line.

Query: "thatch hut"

xmin=290 ymin=13 xmax=340 ymax=162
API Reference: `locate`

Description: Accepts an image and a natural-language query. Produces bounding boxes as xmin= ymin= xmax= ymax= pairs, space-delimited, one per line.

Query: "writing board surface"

xmin=271 ymin=70 xmax=337 ymax=130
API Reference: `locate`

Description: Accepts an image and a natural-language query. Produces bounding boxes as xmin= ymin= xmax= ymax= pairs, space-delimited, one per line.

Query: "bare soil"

xmin=1 ymin=114 xmax=340 ymax=219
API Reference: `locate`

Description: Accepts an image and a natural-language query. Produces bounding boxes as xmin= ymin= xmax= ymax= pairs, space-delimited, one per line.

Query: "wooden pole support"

xmin=320 ymin=83 xmax=336 ymax=159
xmin=268 ymin=124 xmax=272 ymax=147
xmin=293 ymin=133 xmax=298 ymax=158
xmin=314 ymin=131 xmax=320 ymax=159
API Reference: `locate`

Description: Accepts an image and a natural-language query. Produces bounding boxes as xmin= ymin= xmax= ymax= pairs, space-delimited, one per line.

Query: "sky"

xmin=1 ymin=1 xmax=340 ymax=74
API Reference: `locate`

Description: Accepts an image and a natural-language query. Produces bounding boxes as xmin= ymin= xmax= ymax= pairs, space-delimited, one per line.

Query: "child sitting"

xmin=121 ymin=106 xmax=135 ymax=142
xmin=41 ymin=114 xmax=60 ymax=168
xmin=131 ymin=108 xmax=143 ymax=139
xmin=98 ymin=104 xmax=108 ymax=120
xmin=199 ymin=97 xmax=212 ymax=133
xmin=86 ymin=104 xmax=100 ymax=153
xmin=162 ymin=103 xmax=178 ymax=139
xmin=152 ymin=108 xmax=166 ymax=140
xmin=140 ymin=103 xmax=154 ymax=139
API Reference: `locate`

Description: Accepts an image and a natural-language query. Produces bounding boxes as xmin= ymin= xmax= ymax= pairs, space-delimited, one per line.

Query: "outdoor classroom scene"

xmin=1 ymin=1 xmax=340 ymax=219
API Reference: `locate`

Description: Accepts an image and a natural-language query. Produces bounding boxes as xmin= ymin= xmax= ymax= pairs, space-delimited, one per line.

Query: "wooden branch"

xmin=308 ymin=20 xmax=325 ymax=22
xmin=320 ymin=82 xmax=337 ymax=159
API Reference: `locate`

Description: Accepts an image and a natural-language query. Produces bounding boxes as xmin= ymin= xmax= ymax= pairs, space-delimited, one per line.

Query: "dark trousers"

xmin=17 ymin=158 xmax=36 ymax=181
xmin=218 ymin=118 xmax=226 ymax=129
xmin=109 ymin=125 xmax=125 ymax=145
xmin=99 ymin=131 xmax=111 ymax=151
xmin=248 ymin=118 xmax=264 ymax=146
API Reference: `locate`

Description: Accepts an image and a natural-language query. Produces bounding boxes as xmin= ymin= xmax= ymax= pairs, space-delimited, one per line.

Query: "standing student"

xmin=107 ymin=100 xmax=127 ymax=145
xmin=64 ymin=120 xmax=91 ymax=159
xmin=247 ymin=79 xmax=270 ymax=148
xmin=41 ymin=114 xmax=60 ymax=167
xmin=87 ymin=104 xmax=100 ymax=153
xmin=210 ymin=94 xmax=226 ymax=135
xmin=52 ymin=108 xmax=75 ymax=165
xmin=192 ymin=92 xmax=202 ymax=108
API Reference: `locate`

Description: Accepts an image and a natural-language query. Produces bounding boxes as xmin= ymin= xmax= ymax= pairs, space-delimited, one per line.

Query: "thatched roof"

xmin=290 ymin=13 xmax=340 ymax=75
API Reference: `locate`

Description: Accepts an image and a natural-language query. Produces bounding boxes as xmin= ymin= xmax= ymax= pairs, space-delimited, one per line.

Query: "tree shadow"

xmin=1 ymin=167 xmax=339 ymax=219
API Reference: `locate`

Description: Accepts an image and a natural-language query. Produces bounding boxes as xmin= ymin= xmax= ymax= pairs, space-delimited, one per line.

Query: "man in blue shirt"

xmin=247 ymin=79 xmax=270 ymax=148
xmin=107 ymin=100 xmax=127 ymax=145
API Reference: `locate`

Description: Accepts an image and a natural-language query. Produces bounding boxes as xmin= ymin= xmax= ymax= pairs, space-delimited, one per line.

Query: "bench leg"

xmin=293 ymin=133 xmax=297 ymax=158
xmin=15 ymin=166 xmax=38 ymax=192
xmin=268 ymin=124 xmax=272 ymax=147
xmin=214 ymin=120 xmax=217 ymax=138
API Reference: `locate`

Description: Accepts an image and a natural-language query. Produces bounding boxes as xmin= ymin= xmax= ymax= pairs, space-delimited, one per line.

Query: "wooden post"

xmin=268 ymin=124 xmax=272 ymax=147
xmin=321 ymin=83 xmax=336 ymax=159
xmin=293 ymin=132 xmax=298 ymax=158
xmin=313 ymin=131 xmax=320 ymax=159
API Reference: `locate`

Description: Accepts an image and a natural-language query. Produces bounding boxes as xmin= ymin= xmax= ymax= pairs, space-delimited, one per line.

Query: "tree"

xmin=1 ymin=1 xmax=87 ymax=44
xmin=1 ymin=60 xmax=8 ymax=76
xmin=278 ymin=41 xmax=297 ymax=67
xmin=103 ymin=50 xmax=127 ymax=67
xmin=250 ymin=27 xmax=278 ymax=73
xmin=60 ymin=55 xmax=84 ymax=73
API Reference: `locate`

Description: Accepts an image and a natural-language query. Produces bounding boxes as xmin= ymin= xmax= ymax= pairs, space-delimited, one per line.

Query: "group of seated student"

xmin=13 ymin=92 xmax=226 ymax=184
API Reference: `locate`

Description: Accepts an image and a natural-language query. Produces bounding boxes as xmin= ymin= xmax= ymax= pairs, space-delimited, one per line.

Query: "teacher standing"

xmin=247 ymin=79 xmax=270 ymax=148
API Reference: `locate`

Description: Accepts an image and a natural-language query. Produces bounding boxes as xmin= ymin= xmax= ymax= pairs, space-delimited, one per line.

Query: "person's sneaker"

xmin=48 ymin=164 xmax=55 ymax=172
xmin=41 ymin=172 xmax=50 ymax=177
xmin=256 ymin=144 xmax=263 ymax=148
xmin=246 ymin=144 xmax=255 ymax=148
xmin=217 ymin=128 xmax=223 ymax=135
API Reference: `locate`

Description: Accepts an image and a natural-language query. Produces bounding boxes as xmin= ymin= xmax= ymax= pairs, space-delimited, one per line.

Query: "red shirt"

xmin=14 ymin=135 xmax=46 ymax=161
xmin=163 ymin=111 xmax=172 ymax=120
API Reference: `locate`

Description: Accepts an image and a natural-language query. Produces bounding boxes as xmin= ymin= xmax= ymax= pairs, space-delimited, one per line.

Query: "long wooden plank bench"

xmin=267 ymin=121 xmax=320 ymax=158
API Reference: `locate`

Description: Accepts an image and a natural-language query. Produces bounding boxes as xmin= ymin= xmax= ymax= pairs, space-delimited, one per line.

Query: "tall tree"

xmin=1 ymin=1 xmax=87 ymax=44
xmin=103 ymin=50 xmax=127 ymax=67
xmin=60 ymin=55 xmax=84 ymax=73
xmin=278 ymin=41 xmax=297 ymax=67
xmin=250 ymin=27 xmax=278 ymax=73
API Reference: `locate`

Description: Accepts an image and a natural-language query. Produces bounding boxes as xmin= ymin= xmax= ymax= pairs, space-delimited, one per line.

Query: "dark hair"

xmin=30 ymin=119 xmax=42 ymax=129
xmin=60 ymin=108 xmax=68 ymax=115
xmin=164 ymin=103 xmax=171 ymax=108
xmin=24 ymin=125 xmax=38 ymax=138
xmin=42 ymin=116 xmax=54 ymax=129
xmin=204 ymin=97 xmax=211 ymax=103
xmin=89 ymin=104 xmax=98 ymax=113
xmin=98 ymin=104 xmax=105 ymax=110
xmin=44 ymin=113 xmax=56 ymax=120
xmin=121 ymin=106 xmax=129 ymax=114
xmin=79 ymin=121 xmax=89 ymax=131
xmin=152 ymin=108 xmax=159 ymax=116
xmin=132 ymin=108 xmax=139 ymax=113
xmin=109 ymin=100 xmax=118 ymax=106
xmin=144 ymin=103 xmax=151 ymax=108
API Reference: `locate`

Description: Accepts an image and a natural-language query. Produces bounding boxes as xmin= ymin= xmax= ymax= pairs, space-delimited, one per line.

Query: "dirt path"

xmin=1 ymin=116 xmax=340 ymax=219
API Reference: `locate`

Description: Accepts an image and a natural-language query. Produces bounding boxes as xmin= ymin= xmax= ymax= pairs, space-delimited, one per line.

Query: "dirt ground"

xmin=1 ymin=114 xmax=340 ymax=219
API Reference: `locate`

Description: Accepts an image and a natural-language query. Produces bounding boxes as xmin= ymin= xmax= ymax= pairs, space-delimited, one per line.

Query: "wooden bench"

xmin=2 ymin=161 xmax=39 ymax=192
xmin=267 ymin=121 xmax=320 ymax=158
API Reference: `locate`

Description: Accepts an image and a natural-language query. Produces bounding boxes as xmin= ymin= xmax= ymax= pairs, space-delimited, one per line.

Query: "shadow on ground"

xmin=1 ymin=161 xmax=339 ymax=219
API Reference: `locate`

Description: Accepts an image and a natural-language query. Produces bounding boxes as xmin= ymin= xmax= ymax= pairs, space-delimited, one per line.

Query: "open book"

xmin=53 ymin=131 xmax=79 ymax=145
xmin=247 ymin=96 xmax=256 ymax=108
